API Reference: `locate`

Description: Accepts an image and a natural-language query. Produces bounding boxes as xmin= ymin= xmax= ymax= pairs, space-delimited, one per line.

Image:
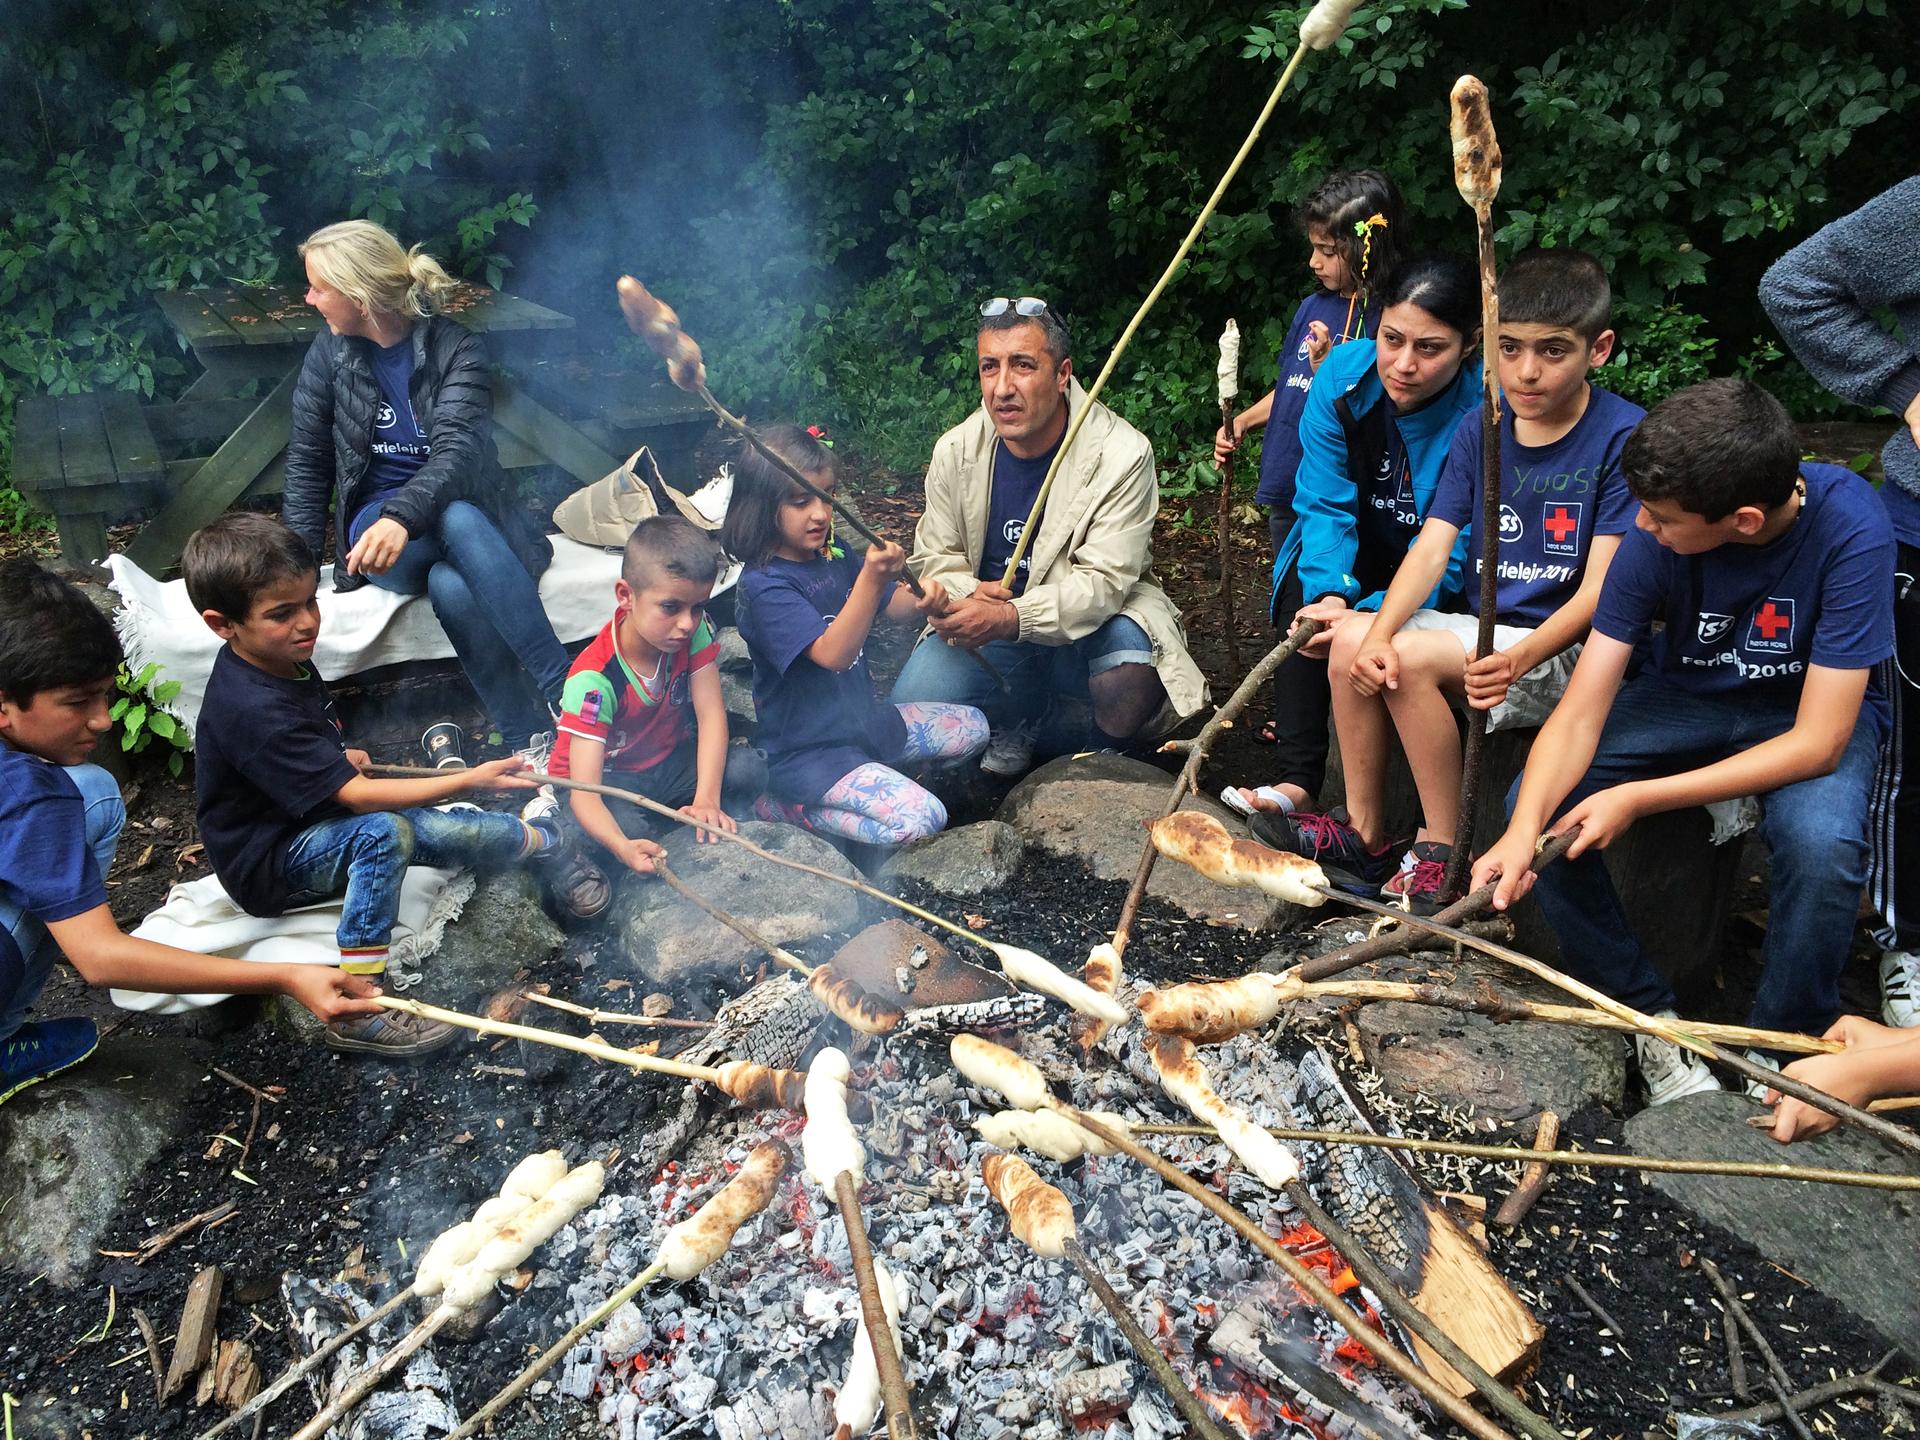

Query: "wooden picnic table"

xmin=125 ymin=281 xmax=625 ymax=573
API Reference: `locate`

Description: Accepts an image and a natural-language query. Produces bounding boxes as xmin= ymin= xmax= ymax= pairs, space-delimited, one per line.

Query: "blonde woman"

xmin=282 ymin=221 xmax=573 ymax=761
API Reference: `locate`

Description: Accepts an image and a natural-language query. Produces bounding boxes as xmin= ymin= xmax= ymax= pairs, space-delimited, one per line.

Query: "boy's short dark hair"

xmin=182 ymin=512 xmax=317 ymax=621
xmin=0 ymin=558 xmax=123 ymax=703
xmin=623 ymin=515 xmax=721 ymax=593
xmin=1621 ymin=377 xmax=1800 ymax=521
xmin=1497 ymin=247 xmax=1611 ymax=341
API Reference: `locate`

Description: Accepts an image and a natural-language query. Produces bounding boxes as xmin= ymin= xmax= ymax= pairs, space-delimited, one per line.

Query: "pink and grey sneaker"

xmin=1249 ymin=806 xmax=1400 ymax=895
xmin=1380 ymin=840 xmax=1456 ymax=915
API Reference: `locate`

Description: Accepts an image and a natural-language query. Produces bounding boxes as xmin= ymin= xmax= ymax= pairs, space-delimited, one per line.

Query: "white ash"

xmin=283 ymin=1275 xmax=459 ymax=1440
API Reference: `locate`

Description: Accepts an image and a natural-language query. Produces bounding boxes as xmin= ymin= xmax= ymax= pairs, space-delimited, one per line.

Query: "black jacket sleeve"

xmin=282 ymin=335 xmax=338 ymax=560
xmin=379 ymin=323 xmax=496 ymax=537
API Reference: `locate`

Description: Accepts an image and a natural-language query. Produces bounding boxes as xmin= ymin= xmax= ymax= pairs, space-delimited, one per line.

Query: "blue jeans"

xmin=1514 ymin=675 xmax=1882 ymax=1034
xmin=890 ymin=613 xmax=1156 ymax=738
xmin=283 ymin=805 xmax=534 ymax=961
xmin=0 ymin=764 xmax=125 ymax=1039
xmin=353 ymin=500 xmax=570 ymax=746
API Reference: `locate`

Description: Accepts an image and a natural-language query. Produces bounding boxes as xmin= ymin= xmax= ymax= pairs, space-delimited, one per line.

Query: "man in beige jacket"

xmin=891 ymin=299 xmax=1207 ymax=776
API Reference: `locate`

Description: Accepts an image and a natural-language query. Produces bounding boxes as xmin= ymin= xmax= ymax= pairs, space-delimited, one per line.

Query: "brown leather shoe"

xmin=324 ymin=1009 xmax=459 ymax=1057
xmin=533 ymin=834 xmax=612 ymax=919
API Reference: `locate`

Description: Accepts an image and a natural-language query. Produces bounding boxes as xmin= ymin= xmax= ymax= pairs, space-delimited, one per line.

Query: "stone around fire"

xmin=880 ymin=819 xmax=1027 ymax=898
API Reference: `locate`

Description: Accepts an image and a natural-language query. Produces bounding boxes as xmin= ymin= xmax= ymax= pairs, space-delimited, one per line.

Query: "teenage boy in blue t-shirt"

xmin=1475 ymin=378 xmax=1896 ymax=1107
xmin=1263 ymin=249 xmax=1641 ymax=911
xmin=0 ymin=559 xmax=380 ymax=1105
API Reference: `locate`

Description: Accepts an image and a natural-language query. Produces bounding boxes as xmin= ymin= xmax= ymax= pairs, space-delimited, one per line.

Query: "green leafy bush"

xmin=111 ymin=662 xmax=190 ymax=778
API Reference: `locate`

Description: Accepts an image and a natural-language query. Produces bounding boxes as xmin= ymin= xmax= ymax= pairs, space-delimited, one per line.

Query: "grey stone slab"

xmin=881 ymin=820 xmax=1026 ymax=898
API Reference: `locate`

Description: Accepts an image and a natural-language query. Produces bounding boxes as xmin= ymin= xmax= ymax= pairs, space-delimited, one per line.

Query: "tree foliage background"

xmin=2 ymin=0 xmax=1913 ymax=528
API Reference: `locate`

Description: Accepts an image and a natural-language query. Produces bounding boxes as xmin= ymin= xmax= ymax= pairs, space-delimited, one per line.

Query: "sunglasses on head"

xmin=980 ymin=296 xmax=1049 ymax=318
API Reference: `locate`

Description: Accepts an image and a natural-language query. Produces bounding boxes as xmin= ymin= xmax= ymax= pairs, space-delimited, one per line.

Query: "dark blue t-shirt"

xmin=1345 ymin=395 xmax=1423 ymax=598
xmin=979 ymin=421 xmax=1066 ymax=597
xmin=0 ymin=742 xmax=107 ymax=929
xmin=1429 ymin=386 xmax=1645 ymax=626
xmin=1255 ymin=289 xmax=1378 ymax=509
xmin=194 ymin=646 xmax=359 ymax=916
xmin=737 ymin=552 xmax=908 ymax=804
xmin=354 ymin=337 xmax=431 ymax=528
xmin=1592 ymin=463 xmax=1896 ymax=723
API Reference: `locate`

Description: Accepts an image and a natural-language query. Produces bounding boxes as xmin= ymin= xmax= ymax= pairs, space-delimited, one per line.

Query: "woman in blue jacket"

xmin=1234 ymin=254 xmax=1482 ymax=827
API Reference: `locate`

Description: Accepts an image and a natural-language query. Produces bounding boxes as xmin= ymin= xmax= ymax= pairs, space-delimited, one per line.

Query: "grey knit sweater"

xmin=1760 ymin=175 xmax=1920 ymax=544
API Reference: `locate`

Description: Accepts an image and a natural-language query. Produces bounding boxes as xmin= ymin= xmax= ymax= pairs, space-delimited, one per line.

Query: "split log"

xmin=162 ymin=1267 xmax=224 ymax=1402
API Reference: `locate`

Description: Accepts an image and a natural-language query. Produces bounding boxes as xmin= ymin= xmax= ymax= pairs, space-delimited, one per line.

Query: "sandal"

xmin=533 ymin=835 xmax=613 ymax=919
xmin=1252 ymin=718 xmax=1278 ymax=745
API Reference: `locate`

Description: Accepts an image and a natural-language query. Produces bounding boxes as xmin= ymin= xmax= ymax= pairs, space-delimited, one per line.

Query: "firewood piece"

xmin=133 ymin=1306 xmax=166 ymax=1405
xmin=1699 ymin=1257 xmax=1817 ymax=1440
xmin=137 ymin=1201 xmax=238 ymax=1265
xmin=211 ymin=1339 xmax=260 ymax=1412
xmin=1724 ymin=1312 xmax=1752 ymax=1401
xmin=1563 ymin=1276 xmax=1630 ymax=1350
xmin=1492 ymin=1110 xmax=1560 ymax=1228
xmin=162 ymin=1267 xmax=224 ymax=1402
xmin=835 ymin=1171 xmax=915 ymax=1440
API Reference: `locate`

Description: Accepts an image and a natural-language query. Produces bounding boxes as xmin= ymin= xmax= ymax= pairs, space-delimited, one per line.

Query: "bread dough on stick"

xmin=982 ymin=1153 xmax=1078 ymax=1258
xmin=658 ymin=1141 xmax=791 ymax=1280
xmin=1137 ymin=973 xmax=1284 ymax=1044
xmin=442 ymin=1162 xmax=607 ymax=1311
xmin=414 ymin=1221 xmax=485 ymax=1298
xmin=950 ymin=1033 xmax=1050 ymax=1111
xmin=1147 ymin=811 xmax=1329 ymax=906
xmin=1148 ymin=1035 xmax=1300 ymax=1187
xmin=976 ymin=1108 xmax=1132 ymax=1162
xmin=991 ymin=942 xmax=1128 ymax=1024
xmin=802 ymin=1047 xmax=866 ymax=1190
xmin=833 ymin=1260 xmax=903 ymax=1436
xmin=1299 ymin=0 xmax=1363 ymax=49
xmin=499 ymin=1150 xmax=568 ymax=1202
xmin=807 ymin=965 xmax=904 ymax=1035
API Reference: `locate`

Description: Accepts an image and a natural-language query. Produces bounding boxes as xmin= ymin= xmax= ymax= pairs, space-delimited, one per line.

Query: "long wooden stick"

xmin=1060 ymin=1238 xmax=1233 ymax=1440
xmin=1272 ymin=971 xmax=1845 ymax=1056
xmin=835 ymin=1171 xmax=916 ymax=1440
xmin=1056 ymin=1105 xmax=1514 ymax=1440
xmin=1444 ymin=74 xmax=1505 ymax=902
xmin=520 ymin=992 xmax=711 ymax=1030
xmin=1111 ymin=620 xmax=1320 ymax=954
xmin=371 ymin=995 xmax=727 ymax=1082
xmin=287 ymin=1307 xmax=456 ymax=1440
xmin=655 ymin=861 xmax=814 ymax=976
xmin=1215 ymin=319 xmax=1244 ymax=675
xmin=1298 ymin=827 xmax=1581 ymax=980
xmin=191 ymin=1288 xmax=414 ymax=1440
xmin=1325 ymin=888 xmax=1920 ymax=1160
xmin=444 ymin=1260 xmax=669 ymax=1440
xmin=1128 ymin=1122 xmax=1920 ymax=1191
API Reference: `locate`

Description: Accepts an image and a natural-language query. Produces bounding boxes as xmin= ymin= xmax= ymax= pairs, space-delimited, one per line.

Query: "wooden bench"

xmin=12 ymin=393 xmax=165 ymax=570
xmin=509 ymin=354 xmax=711 ymax=484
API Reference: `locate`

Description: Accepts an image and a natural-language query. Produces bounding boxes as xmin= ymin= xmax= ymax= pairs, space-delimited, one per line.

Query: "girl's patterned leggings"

xmin=763 ymin=702 xmax=989 ymax=845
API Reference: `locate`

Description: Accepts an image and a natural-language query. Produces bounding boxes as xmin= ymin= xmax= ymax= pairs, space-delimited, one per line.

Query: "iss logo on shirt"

xmin=1696 ymin=612 xmax=1735 ymax=646
xmin=1498 ymin=505 xmax=1523 ymax=543
xmin=375 ymin=402 xmax=397 ymax=431
xmin=1540 ymin=501 xmax=1582 ymax=557
xmin=1745 ymin=597 xmax=1795 ymax=654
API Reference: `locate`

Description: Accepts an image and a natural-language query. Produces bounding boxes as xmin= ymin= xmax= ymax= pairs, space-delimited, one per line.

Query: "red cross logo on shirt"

xmin=1752 ymin=602 xmax=1790 ymax=639
xmin=1543 ymin=506 xmax=1578 ymax=543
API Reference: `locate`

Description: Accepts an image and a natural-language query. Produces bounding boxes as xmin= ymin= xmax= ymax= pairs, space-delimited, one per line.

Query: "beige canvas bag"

xmin=552 ymin=445 xmax=716 ymax=549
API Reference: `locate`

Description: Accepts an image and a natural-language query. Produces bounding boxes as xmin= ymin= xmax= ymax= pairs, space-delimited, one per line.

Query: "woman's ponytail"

xmin=404 ymin=247 xmax=460 ymax=319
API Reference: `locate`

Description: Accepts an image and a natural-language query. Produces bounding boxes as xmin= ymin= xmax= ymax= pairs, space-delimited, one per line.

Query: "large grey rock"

xmin=616 ymin=821 xmax=865 ymax=986
xmin=0 ymin=1036 xmax=205 ymax=1285
xmin=881 ymin=820 xmax=1026 ymax=898
xmin=1625 ymin=1092 xmax=1920 ymax=1354
xmin=999 ymin=753 xmax=1269 ymax=927
xmin=1355 ymin=997 xmax=1627 ymax=1126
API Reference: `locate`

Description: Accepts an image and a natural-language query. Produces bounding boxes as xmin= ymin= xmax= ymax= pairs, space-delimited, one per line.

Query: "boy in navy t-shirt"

xmin=1266 ymin=250 xmax=1641 ymax=911
xmin=0 ymin=558 xmax=380 ymax=1105
xmin=184 ymin=514 xmax=606 ymax=1058
xmin=1475 ymin=378 xmax=1896 ymax=1106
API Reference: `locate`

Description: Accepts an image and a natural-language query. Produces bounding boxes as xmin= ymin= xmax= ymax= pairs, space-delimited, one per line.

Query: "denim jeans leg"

xmin=890 ymin=634 xmax=1047 ymax=731
xmin=424 ymin=560 xmax=551 ymax=744
xmin=398 ymin=804 xmax=535 ymax=872
xmin=0 ymin=764 xmax=125 ymax=1038
xmin=1744 ymin=720 xmax=1880 ymax=1035
xmin=283 ymin=812 xmax=418 ymax=962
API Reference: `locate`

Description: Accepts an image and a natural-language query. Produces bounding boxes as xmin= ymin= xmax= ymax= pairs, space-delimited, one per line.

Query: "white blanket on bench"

xmin=106 ymin=536 xmax=736 ymax=740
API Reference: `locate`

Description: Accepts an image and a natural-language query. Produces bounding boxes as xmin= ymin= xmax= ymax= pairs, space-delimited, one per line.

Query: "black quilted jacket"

xmin=281 ymin=316 xmax=550 ymax=593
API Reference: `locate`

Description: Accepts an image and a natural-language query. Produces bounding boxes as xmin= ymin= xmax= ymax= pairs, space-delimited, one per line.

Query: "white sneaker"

xmin=1881 ymin=950 xmax=1920 ymax=1028
xmin=520 ymin=785 xmax=560 ymax=824
xmin=1738 ymin=1047 xmax=1782 ymax=1102
xmin=980 ymin=722 xmax=1036 ymax=778
xmin=1634 ymin=1011 xmax=1723 ymax=1106
xmin=517 ymin=730 xmax=555 ymax=777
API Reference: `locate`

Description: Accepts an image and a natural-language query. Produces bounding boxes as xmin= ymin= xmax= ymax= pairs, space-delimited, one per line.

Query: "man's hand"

xmin=1293 ymin=597 xmax=1350 ymax=657
xmin=460 ymin=756 xmax=538 ymax=793
xmin=615 ymin=834 xmax=667 ymax=875
xmin=284 ymin=966 xmax=384 ymax=1022
xmin=344 ymin=517 xmax=409 ymax=577
xmin=1213 ymin=422 xmax=1242 ymax=469
xmin=1304 ymin=320 xmax=1333 ymax=371
xmin=680 ymin=800 xmax=736 ymax=844
xmin=1558 ymin=783 xmax=1644 ymax=856
xmin=929 ymin=593 xmax=1018 ymax=649
xmin=912 ymin=577 xmax=950 ymax=616
xmin=973 ymin=579 xmax=1014 ymax=603
xmin=1471 ymin=829 xmax=1542 ymax=910
xmin=344 ymin=747 xmax=372 ymax=773
xmin=1347 ymin=636 xmax=1400 ymax=697
xmin=1464 ymin=650 xmax=1521 ymax=711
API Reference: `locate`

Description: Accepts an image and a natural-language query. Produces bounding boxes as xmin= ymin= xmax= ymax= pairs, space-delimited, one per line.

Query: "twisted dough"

xmin=1136 ymin=972 xmax=1284 ymax=1044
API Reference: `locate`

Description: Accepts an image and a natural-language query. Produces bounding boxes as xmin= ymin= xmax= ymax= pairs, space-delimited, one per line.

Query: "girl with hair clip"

xmin=283 ymin=219 xmax=571 ymax=756
xmin=723 ymin=426 xmax=989 ymax=846
xmin=1214 ymin=170 xmax=1408 ymax=761
xmin=1232 ymin=254 xmax=1484 ymax=872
